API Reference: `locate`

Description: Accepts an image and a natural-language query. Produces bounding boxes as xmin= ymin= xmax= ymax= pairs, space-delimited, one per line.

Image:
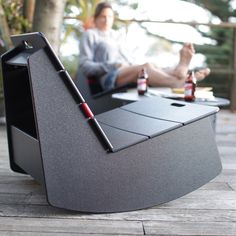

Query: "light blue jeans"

xmin=94 ymin=42 xmax=119 ymax=90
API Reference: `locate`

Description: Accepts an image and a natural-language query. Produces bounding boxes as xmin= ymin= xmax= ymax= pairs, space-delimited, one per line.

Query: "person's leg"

xmin=116 ymin=63 xmax=182 ymax=88
xmin=116 ymin=43 xmax=194 ymax=88
xmin=116 ymin=43 xmax=210 ymax=88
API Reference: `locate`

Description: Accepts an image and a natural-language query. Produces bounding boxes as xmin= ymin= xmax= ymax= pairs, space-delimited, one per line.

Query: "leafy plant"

xmin=2 ymin=0 xmax=31 ymax=34
xmin=0 ymin=0 xmax=31 ymax=109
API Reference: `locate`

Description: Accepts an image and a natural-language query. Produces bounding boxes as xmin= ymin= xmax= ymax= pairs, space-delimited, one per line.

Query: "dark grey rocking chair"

xmin=1 ymin=32 xmax=222 ymax=213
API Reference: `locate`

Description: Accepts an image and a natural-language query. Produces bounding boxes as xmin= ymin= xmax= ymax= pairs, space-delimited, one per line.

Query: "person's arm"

xmin=79 ymin=31 xmax=118 ymax=77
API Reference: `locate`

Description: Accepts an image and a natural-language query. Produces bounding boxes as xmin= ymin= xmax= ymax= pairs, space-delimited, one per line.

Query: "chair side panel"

xmin=28 ymin=49 xmax=221 ymax=212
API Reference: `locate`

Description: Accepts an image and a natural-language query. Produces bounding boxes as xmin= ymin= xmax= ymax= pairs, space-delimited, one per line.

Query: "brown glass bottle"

xmin=137 ymin=68 xmax=148 ymax=95
xmin=184 ymin=71 xmax=196 ymax=101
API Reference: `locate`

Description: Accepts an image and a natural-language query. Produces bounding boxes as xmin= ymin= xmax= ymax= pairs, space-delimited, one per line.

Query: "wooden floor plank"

xmin=143 ymin=221 xmax=236 ymax=235
xmin=0 ymin=233 xmax=134 ymax=236
xmin=0 ymin=217 xmax=144 ymax=235
xmin=0 ymin=204 xmax=235 ymax=223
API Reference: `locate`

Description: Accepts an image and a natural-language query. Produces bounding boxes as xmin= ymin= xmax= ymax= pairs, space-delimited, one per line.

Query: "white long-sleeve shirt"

xmin=79 ymin=28 xmax=130 ymax=78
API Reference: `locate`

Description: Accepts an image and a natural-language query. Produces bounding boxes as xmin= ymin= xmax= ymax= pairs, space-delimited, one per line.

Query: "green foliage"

xmin=183 ymin=0 xmax=236 ymax=98
xmin=61 ymin=55 xmax=79 ymax=78
xmin=63 ymin=0 xmax=103 ymax=41
xmin=0 ymin=0 xmax=31 ymax=104
xmin=2 ymin=0 xmax=31 ymax=34
xmin=188 ymin=0 xmax=235 ymax=21
xmin=192 ymin=0 xmax=235 ymax=70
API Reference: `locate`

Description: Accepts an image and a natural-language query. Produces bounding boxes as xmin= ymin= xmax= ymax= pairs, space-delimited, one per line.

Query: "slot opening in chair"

xmin=4 ymin=63 xmax=37 ymax=139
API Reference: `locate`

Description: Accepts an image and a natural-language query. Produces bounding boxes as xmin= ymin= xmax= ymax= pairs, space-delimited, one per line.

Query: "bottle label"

xmin=184 ymin=83 xmax=193 ymax=96
xmin=137 ymin=78 xmax=147 ymax=91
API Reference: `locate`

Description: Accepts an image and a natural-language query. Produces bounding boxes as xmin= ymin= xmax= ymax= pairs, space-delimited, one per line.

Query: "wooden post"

xmin=0 ymin=4 xmax=12 ymax=49
xmin=231 ymin=29 xmax=236 ymax=112
xmin=23 ymin=0 xmax=36 ymax=25
xmin=32 ymin=0 xmax=67 ymax=55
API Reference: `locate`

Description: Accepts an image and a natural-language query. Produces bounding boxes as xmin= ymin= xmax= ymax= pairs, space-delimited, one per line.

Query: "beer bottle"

xmin=184 ymin=71 xmax=196 ymax=101
xmin=137 ymin=68 xmax=148 ymax=95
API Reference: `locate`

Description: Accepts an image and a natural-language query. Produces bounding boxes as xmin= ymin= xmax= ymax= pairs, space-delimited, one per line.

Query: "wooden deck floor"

xmin=0 ymin=110 xmax=236 ymax=235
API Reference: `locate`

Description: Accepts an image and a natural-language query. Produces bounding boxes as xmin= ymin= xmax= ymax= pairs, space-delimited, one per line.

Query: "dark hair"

xmin=94 ymin=2 xmax=113 ymax=19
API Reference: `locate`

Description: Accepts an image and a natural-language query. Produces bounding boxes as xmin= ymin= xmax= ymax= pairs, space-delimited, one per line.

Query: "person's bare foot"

xmin=173 ymin=67 xmax=211 ymax=88
xmin=173 ymin=43 xmax=195 ymax=80
xmin=194 ymin=68 xmax=211 ymax=81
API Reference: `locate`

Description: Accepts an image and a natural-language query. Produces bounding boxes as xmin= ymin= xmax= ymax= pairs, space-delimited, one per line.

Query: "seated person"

xmin=79 ymin=2 xmax=210 ymax=91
